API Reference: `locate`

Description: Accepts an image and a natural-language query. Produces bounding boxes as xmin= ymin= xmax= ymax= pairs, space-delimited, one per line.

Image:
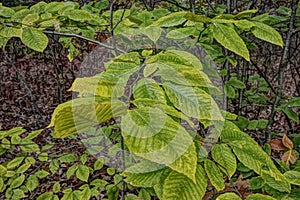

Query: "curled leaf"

xmin=281 ymin=150 xmax=296 ymax=166
xmin=282 ymin=134 xmax=293 ymax=149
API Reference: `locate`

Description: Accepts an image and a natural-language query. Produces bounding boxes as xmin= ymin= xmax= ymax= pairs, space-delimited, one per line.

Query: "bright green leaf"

xmin=212 ymin=144 xmax=236 ymax=178
xmin=26 ymin=175 xmax=39 ymax=192
xmin=7 ymin=157 xmax=24 ymax=169
xmin=76 ymin=164 xmax=90 ymax=182
xmin=151 ymin=11 xmax=186 ymax=27
xmin=217 ymin=192 xmax=241 ymax=200
xmin=204 ymin=159 xmax=225 ymax=191
xmin=162 ymin=165 xmax=207 ymax=200
xmin=251 ymin=21 xmax=283 ymax=47
xmin=246 ymin=194 xmax=276 ymax=200
xmin=284 ymin=170 xmax=300 ymax=185
xmin=211 ymin=23 xmax=249 ymax=61
xmin=21 ymin=28 xmax=48 ymax=52
xmin=11 ymin=175 xmax=25 ymax=189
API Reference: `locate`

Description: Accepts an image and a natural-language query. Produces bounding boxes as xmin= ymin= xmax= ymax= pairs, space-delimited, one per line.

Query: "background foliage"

xmin=0 ymin=0 xmax=300 ymax=200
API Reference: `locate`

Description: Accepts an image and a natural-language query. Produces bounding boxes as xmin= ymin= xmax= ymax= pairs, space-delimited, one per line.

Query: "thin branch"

xmin=189 ymin=0 xmax=195 ymax=13
xmin=42 ymin=30 xmax=127 ymax=54
xmin=265 ymin=0 xmax=300 ymax=141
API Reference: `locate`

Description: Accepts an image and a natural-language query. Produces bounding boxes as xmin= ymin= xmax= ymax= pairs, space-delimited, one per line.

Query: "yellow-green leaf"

xmin=26 ymin=175 xmax=39 ymax=192
xmin=0 ymin=6 xmax=15 ymax=17
xmin=121 ymin=107 xmax=197 ymax=182
xmin=211 ymin=23 xmax=249 ymax=61
xmin=21 ymin=28 xmax=48 ymax=52
xmin=7 ymin=157 xmax=24 ymax=169
xmin=133 ymin=78 xmax=166 ymax=103
xmin=76 ymin=164 xmax=90 ymax=182
xmin=11 ymin=175 xmax=25 ymax=189
xmin=246 ymin=194 xmax=276 ymax=200
xmin=204 ymin=159 xmax=225 ymax=191
xmin=151 ymin=12 xmax=186 ymax=27
xmin=217 ymin=192 xmax=241 ymax=200
xmin=284 ymin=170 xmax=300 ymax=185
xmin=251 ymin=21 xmax=283 ymax=47
xmin=162 ymin=165 xmax=207 ymax=200
xmin=212 ymin=144 xmax=236 ymax=178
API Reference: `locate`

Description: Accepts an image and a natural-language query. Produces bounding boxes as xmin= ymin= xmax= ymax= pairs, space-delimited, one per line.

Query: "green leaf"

xmin=37 ymin=152 xmax=48 ymax=162
xmin=217 ymin=192 xmax=241 ymax=200
xmin=249 ymin=176 xmax=264 ymax=190
xmin=210 ymin=23 xmax=249 ymax=61
xmin=224 ymin=83 xmax=236 ymax=98
xmin=221 ymin=121 xmax=290 ymax=192
xmin=184 ymin=12 xmax=211 ymax=23
xmin=251 ymin=21 xmax=283 ymax=47
xmin=0 ymin=6 xmax=15 ymax=17
xmin=0 ymin=177 xmax=4 ymax=192
xmin=204 ymin=159 xmax=225 ymax=191
xmin=262 ymin=172 xmax=290 ymax=193
xmin=93 ymin=160 xmax=103 ymax=171
xmin=22 ymin=13 xmax=39 ymax=26
xmin=138 ymin=188 xmax=151 ymax=200
xmin=143 ymin=26 xmax=162 ymax=43
xmin=11 ymin=175 xmax=25 ymax=189
xmin=80 ymin=186 xmax=91 ymax=200
xmin=90 ymin=179 xmax=108 ymax=190
xmin=151 ymin=11 xmax=186 ymax=27
xmin=246 ymin=194 xmax=276 ymax=200
xmin=53 ymin=182 xmax=61 ymax=193
xmin=284 ymin=170 xmax=300 ymax=185
xmin=16 ymin=163 xmax=31 ymax=174
xmin=24 ymin=129 xmax=42 ymax=140
xmin=49 ymin=160 xmax=59 ymax=174
xmin=76 ymin=164 xmax=90 ymax=182
xmin=59 ymin=154 xmax=76 ymax=163
xmin=20 ymin=140 xmax=40 ymax=152
xmin=166 ymin=27 xmax=197 ymax=39
xmin=123 ymin=160 xmax=167 ymax=187
xmin=166 ymin=50 xmax=203 ymax=71
xmin=133 ymin=78 xmax=166 ymax=103
xmin=12 ymin=189 xmax=25 ymax=199
xmin=211 ymin=144 xmax=236 ymax=178
xmin=52 ymin=99 xmax=126 ymax=138
xmin=0 ymin=27 xmax=22 ymax=38
xmin=228 ymin=77 xmax=246 ymax=89
xmin=132 ymin=99 xmax=194 ymax=127
xmin=67 ymin=164 xmax=78 ymax=179
xmin=30 ymin=1 xmax=47 ymax=13
xmin=21 ymin=28 xmax=48 ymax=52
xmin=121 ymin=107 xmax=197 ymax=182
xmin=106 ymin=185 xmax=119 ymax=200
xmin=163 ymin=82 xmax=223 ymax=123
xmin=63 ymin=9 xmax=93 ymax=21
xmin=45 ymin=2 xmax=65 ymax=13
xmin=162 ymin=165 xmax=207 ymax=200
xmin=7 ymin=157 xmax=24 ymax=169
xmin=61 ymin=189 xmax=74 ymax=200
xmin=26 ymin=175 xmax=39 ymax=192
xmin=34 ymin=170 xmax=50 ymax=179
xmin=37 ymin=192 xmax=54 ymax=200
xmin=11 ymin=135 xmax=21 ymax=145
xmin=281 ymin=107 xmax=299 ymax=122
xmin=107 ymin=168 xmax=115 ymax=175
xmin=234 ymin=20 xmax=254 ymax=29
xmin=235 ymin=10 xmax=258 ymax=19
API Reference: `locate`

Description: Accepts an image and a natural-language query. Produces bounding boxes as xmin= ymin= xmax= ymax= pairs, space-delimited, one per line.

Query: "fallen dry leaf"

xmin=282 ymin=134 xmax=294 ymax=149
xmin=268 ymin=139 xmax=286 ymax=151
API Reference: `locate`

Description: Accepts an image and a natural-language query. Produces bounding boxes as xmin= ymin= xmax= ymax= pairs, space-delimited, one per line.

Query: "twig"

xmin=265 ymin=0 xmax=300 ymax=141
xmin=42 ymin=30 xmax=127 ymax=54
